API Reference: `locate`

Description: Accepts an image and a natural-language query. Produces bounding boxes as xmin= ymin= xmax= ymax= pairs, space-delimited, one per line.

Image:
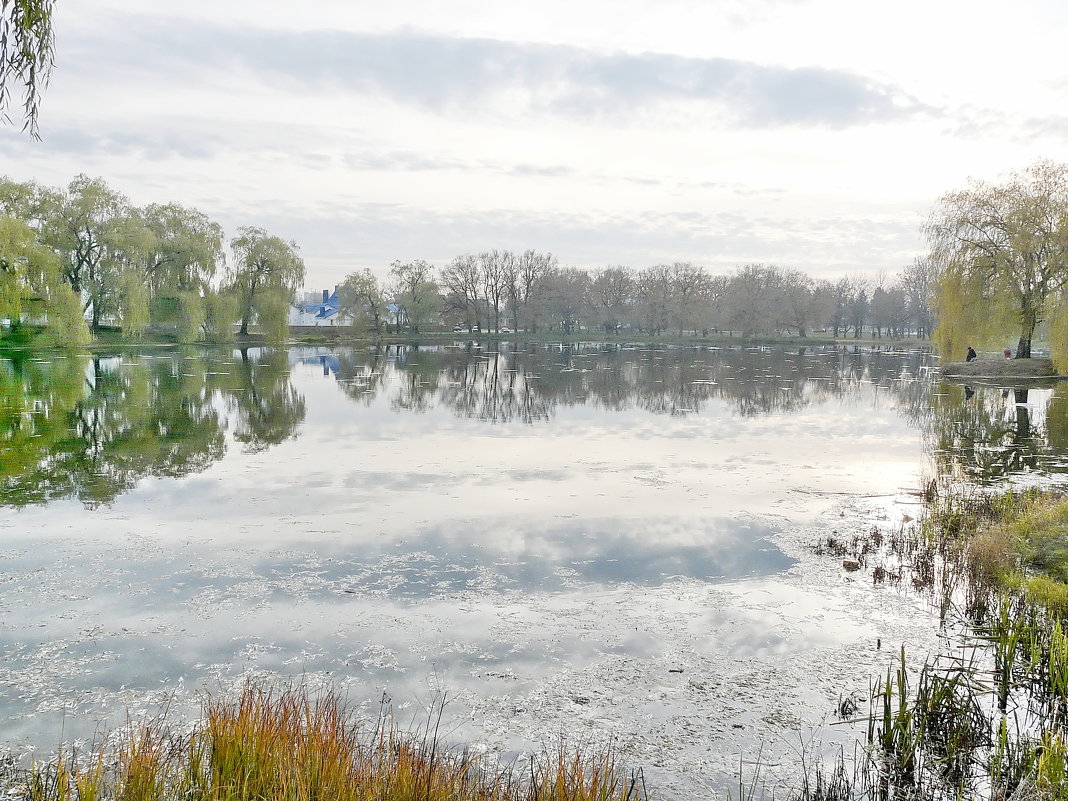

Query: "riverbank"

xmin=798 ymin=483 xmax=1068 ymax=800
xmin=941 ymin=357 xmax=1062 ymax=379
xmin=1 ymin=325 xmax=929 ymax=352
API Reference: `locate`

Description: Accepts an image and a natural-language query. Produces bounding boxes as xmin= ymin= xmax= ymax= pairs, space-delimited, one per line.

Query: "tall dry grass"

xmin=4 ymin=685 xmax=645 ymax=801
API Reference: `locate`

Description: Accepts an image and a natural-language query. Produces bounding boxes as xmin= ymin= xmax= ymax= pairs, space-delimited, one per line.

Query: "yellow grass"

xmin=8 ymin=685 xmax=646 ymax=801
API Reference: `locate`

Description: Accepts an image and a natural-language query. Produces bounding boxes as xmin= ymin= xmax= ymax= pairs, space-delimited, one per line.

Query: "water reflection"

xmin=0 ymin=348 xmax=304 ymax=507
xmin=321 ymin=342 xmax=931 ymax=423
xmin=8 ymin=342 xmax=1068 ymax=507
xmin=925 ymin=380 xmax=1068 ymax=482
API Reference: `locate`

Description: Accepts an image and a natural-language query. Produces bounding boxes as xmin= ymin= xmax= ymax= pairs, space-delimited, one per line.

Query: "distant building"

xmin=289 ymin=286 xmax=342 ymax=326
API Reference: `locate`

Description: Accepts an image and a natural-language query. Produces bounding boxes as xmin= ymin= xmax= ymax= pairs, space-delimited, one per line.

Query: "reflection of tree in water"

xmin=0 ymin=347 xmax=306 ymax=507
xmin=923 ymin=382 xmax=1068 ymax=483
xmin=438 ymin=350 xmax=553 ymax=424
xmin=1 ymin=352 xmax=227 ymax=506
xmin=318 ymin=343 xmax=931 ymax=424
xmin=229 ymin=348 xmax=306 ymax=453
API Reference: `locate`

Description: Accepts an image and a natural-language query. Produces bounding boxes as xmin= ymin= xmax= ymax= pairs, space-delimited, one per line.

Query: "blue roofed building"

xmin=289 ymin=286 xmax=343 ymax=326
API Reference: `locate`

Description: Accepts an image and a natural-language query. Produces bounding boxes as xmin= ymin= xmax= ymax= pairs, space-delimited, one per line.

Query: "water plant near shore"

xmin=2 ymin=685 xmax=645 ymax=801
xmin=801 ymin=482 xmax=1068 ymax=801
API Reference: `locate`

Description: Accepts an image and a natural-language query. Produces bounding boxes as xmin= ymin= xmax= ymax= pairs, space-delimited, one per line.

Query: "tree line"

xmin=340 ymin=255 xmax=935 ymax=340
xmin=2 ymin=174 xmax=944 ymax=347
xmin=0 ymin=174 xmax=305 ymax=345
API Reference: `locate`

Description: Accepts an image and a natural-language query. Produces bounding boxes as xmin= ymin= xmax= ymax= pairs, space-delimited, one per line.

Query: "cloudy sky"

xmin=3 ymin=0 xmax=1068 ymax=291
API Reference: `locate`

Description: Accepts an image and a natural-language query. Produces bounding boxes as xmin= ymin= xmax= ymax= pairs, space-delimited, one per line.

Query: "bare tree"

xmin=898 ymin=257 xmax=935 ymax=339
xmin=505 ymin=249 xmax=555 ymax=331
xmin=590 ymin=266 xmax=633 ymax=333
xmin=669 ymin=262 xmax=709 ymax=336
xmin=478 ymin=249 xmax=512 ymax=331
xmin=441 ymin=254 xmax=482 ymax=330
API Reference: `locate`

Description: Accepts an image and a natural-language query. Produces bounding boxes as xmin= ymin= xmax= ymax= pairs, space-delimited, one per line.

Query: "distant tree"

xmin=505 ymin=249 xmax=554 ymax=331
xmin=542 ymin=267 xmax=590 ymax=333
xmin=928 ymin=160 xmax=1068 ymax=359
xmin=777 ymin=267 xmax=815 ymax=338
xmin=634 ymin=265 xmax=673 ymax=334
xmin=227 ymin=226 xmax=305 ymax=339
xmin=40 ymin=282 xmax=90 ymax=347
xmin=590 ymin=266 xmax=633 ymax=333
xmin=723 ymin=264 xmax=779 ymax=337
xmin=139 ymin=203 xmax=224 ymax=295
xmin=669 ymin=262 xmax=709 ymax=336
xmin=844 ymin=276 xmax=870 ymax=339
xmin=339 ymin=268 xmax=387 ymax=333
xmin=477 ymin=250 xmax=511 ymax=331
xmin=809 ymin=279 xmax=836 ymax=335
xmin=0 ymin=0 xmax=55 ymax=138
xmin=175 ymin=290 xmax=204 ymax=343
xmin=388 ymin=260 xmax=439 ymax=333
xmin=441 ymin=254 xmax=482 ymax=330
xmin=829 ymin=278 xmax=851 ymax=338
xmin=898 ymin=258 xmax=935 ymax=339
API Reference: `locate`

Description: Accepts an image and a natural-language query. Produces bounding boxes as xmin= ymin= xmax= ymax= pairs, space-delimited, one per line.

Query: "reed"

xmin=797 ymin=483 xmax=1068 ymax=801
xmin=4 ymin=684 xmax=644 ymax=801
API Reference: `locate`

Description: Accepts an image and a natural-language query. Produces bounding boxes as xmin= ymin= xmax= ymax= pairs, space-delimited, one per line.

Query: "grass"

xmin=2 ymin=685 xmax=646 ymax=801
xmin=797 ymin=482 xmax=1068 ymax=801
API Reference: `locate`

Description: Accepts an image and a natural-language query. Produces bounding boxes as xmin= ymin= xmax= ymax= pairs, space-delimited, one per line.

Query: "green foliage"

xmin=932 ymin=265 xmax=1016 ymax=360
xmin=254 ymin=288 xmax=290 ymax=343
xmin=0 ymin=0 xmax=55 ymax=139
xmin=928 ymin=160 xmax=1068 ymax=360
xmin=0 ymin=214 xmax=40 ymax=319
xmin=118 ymin=269 xmax=149 ymax=338
xmin=390 ymin=259 xmax=440 ymax=333
xmin=140 ymin=202 xmax=223 ymax=294
xmin=40 ymin=282 xmax=89 ymax=348
xmin=1050 ymin=291 xmax=1068 ymax=373
xmin=0 ymin=176 xmax=301 ymax=346
xmin=202 ymin=290 xmax=237 ymax=343
xmin=227 ymin=225 xmax=305 ymax=336
xmin=1024 ymin=575 xmax=1068 ymax=614
xmin=340 ymin=268 xmax=386 ymax=332
xmin=176 ymin=291 xmax=204 ymax=343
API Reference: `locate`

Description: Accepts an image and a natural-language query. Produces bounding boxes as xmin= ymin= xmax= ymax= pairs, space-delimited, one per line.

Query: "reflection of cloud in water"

xmin=313 ymin=517 xmax=794 ymax=594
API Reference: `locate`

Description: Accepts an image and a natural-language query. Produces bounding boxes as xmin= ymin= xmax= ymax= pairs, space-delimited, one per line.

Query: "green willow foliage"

xmin=0 ymin=174 xmax=302 ymax=345
xmin=0 ymin=0 xmax=54 ymax=139
xmin=928 ymin=160 xmax=1068 ymax=360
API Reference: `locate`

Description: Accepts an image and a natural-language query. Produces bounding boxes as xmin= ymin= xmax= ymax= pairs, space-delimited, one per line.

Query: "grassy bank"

xmin=2 ymin=685 xmax=644 ymax=801
xmin=803 ymin=485 xmax=1068 ymax=801
xmin=1 ymin=325 xmax=929 ymax=352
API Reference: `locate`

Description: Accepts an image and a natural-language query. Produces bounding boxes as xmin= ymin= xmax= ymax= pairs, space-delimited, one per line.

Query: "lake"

xmin=2 ymin=343 xmax=1066 ymax=798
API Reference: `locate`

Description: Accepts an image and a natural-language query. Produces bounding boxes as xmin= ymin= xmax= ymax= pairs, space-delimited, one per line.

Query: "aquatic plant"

xmin=796 ymin=482 xmax=1068 ymax=801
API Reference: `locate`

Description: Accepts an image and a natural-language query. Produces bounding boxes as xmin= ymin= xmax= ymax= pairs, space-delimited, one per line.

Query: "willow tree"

xmin=227 ymin=226 xmax=305 ymax=340
xmin=0 ymin=214 xmax=51 ymax=322
xmin=0 ymin=0 xmax=54 ymax=138
xmin=928 ymin=160 xmax=1068 ymax=360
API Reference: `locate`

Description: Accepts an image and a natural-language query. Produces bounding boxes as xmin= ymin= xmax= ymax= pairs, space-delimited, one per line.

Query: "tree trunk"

xmin=1016 ymin=317 xmax=1037 ymax=358
xmin=1017 ymin=305 xmax=1038 ymax=358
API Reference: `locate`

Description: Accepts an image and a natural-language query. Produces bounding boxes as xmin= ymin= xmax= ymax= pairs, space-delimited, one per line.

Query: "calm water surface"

xmin=2 ymin=343 xmax=1066 ymax=797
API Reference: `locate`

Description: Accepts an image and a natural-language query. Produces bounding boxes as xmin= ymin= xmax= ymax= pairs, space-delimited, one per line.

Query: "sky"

xmin=3 ymin=0 xmax=1068 ymax=292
